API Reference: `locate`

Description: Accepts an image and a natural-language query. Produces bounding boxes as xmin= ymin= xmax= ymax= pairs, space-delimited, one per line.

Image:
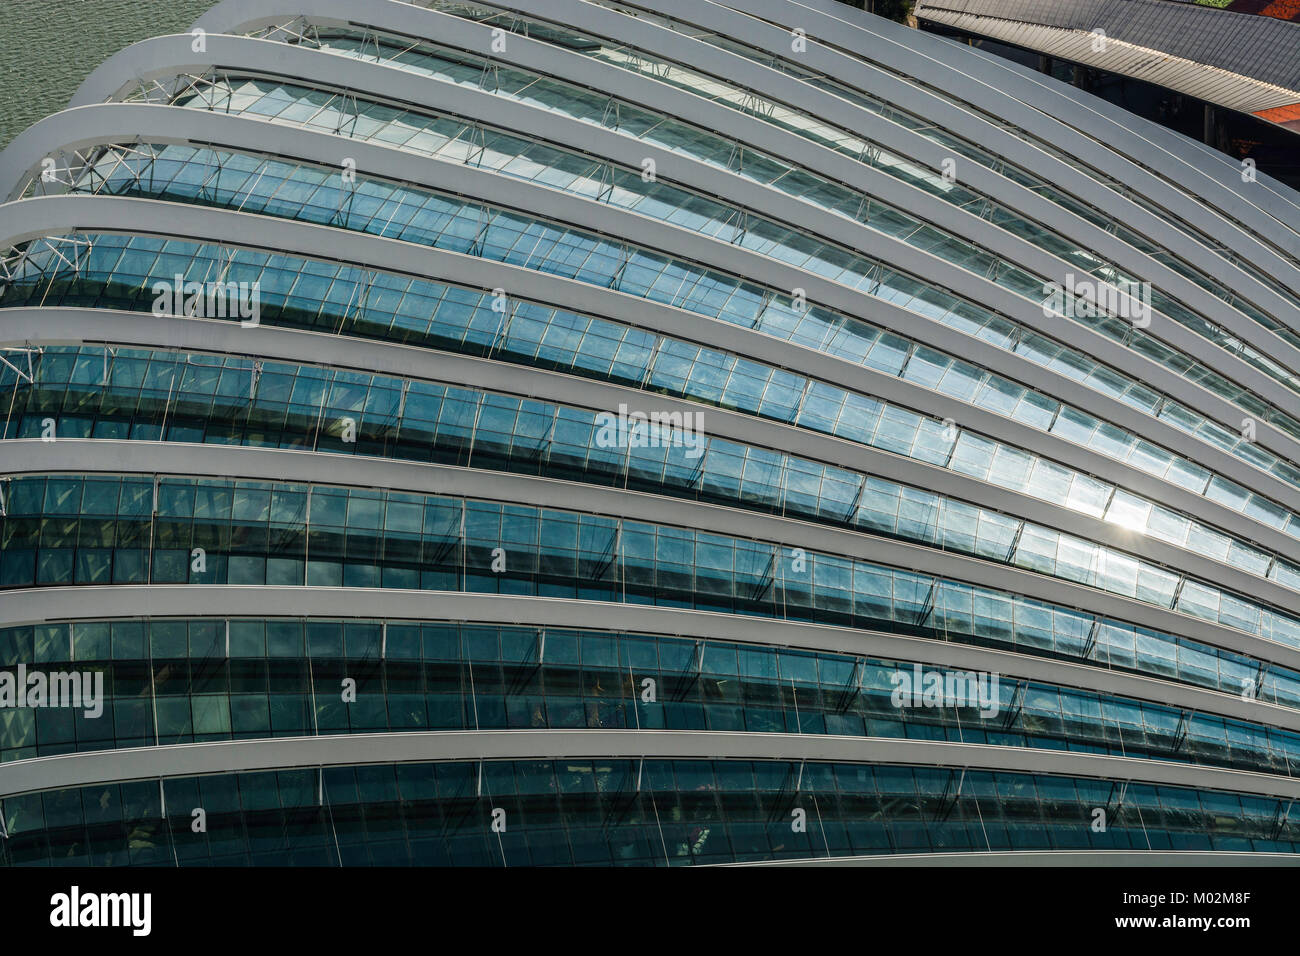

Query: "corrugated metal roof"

xmin=915 ymin=0 xmax=1300 ymax=118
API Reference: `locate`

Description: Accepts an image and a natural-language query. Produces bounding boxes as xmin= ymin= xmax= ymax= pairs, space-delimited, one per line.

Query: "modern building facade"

xmin=0 ymin=0 xmax=1299 ymax=866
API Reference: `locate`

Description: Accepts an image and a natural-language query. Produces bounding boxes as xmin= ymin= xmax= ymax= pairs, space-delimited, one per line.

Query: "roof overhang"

xmin=916 ymin=0 xmax=1300 ymax=125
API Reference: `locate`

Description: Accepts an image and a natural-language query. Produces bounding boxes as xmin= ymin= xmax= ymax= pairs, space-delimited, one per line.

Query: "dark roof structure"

xmin=916 ymin=0 xmax=1300 ymax=123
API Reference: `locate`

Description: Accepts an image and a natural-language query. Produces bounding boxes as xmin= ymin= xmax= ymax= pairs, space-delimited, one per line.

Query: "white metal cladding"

xmin=2 ymin=0 xmax=1300 ymax=862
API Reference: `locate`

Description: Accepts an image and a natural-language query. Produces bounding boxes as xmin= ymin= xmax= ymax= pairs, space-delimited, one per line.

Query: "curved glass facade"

xmin=3 ymin=618 xmax=1299 ymax=776
xmin=67 ymin=137 xmax=1300 ymax=489
xmin=2 ymin=473 xmax=1298 ymax=705
xmin=8 ymin=235 xmax=1300 ymax=591
xmin=4 ymin=758 xmax=1299 ymax=867
xmin=2 ymin=0 xmax=1298 ymax=865
xmin=7 ymin=346 xmax=1300 ymax=617
xmin=238 ymin=17 xmax=1300 ymax=393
